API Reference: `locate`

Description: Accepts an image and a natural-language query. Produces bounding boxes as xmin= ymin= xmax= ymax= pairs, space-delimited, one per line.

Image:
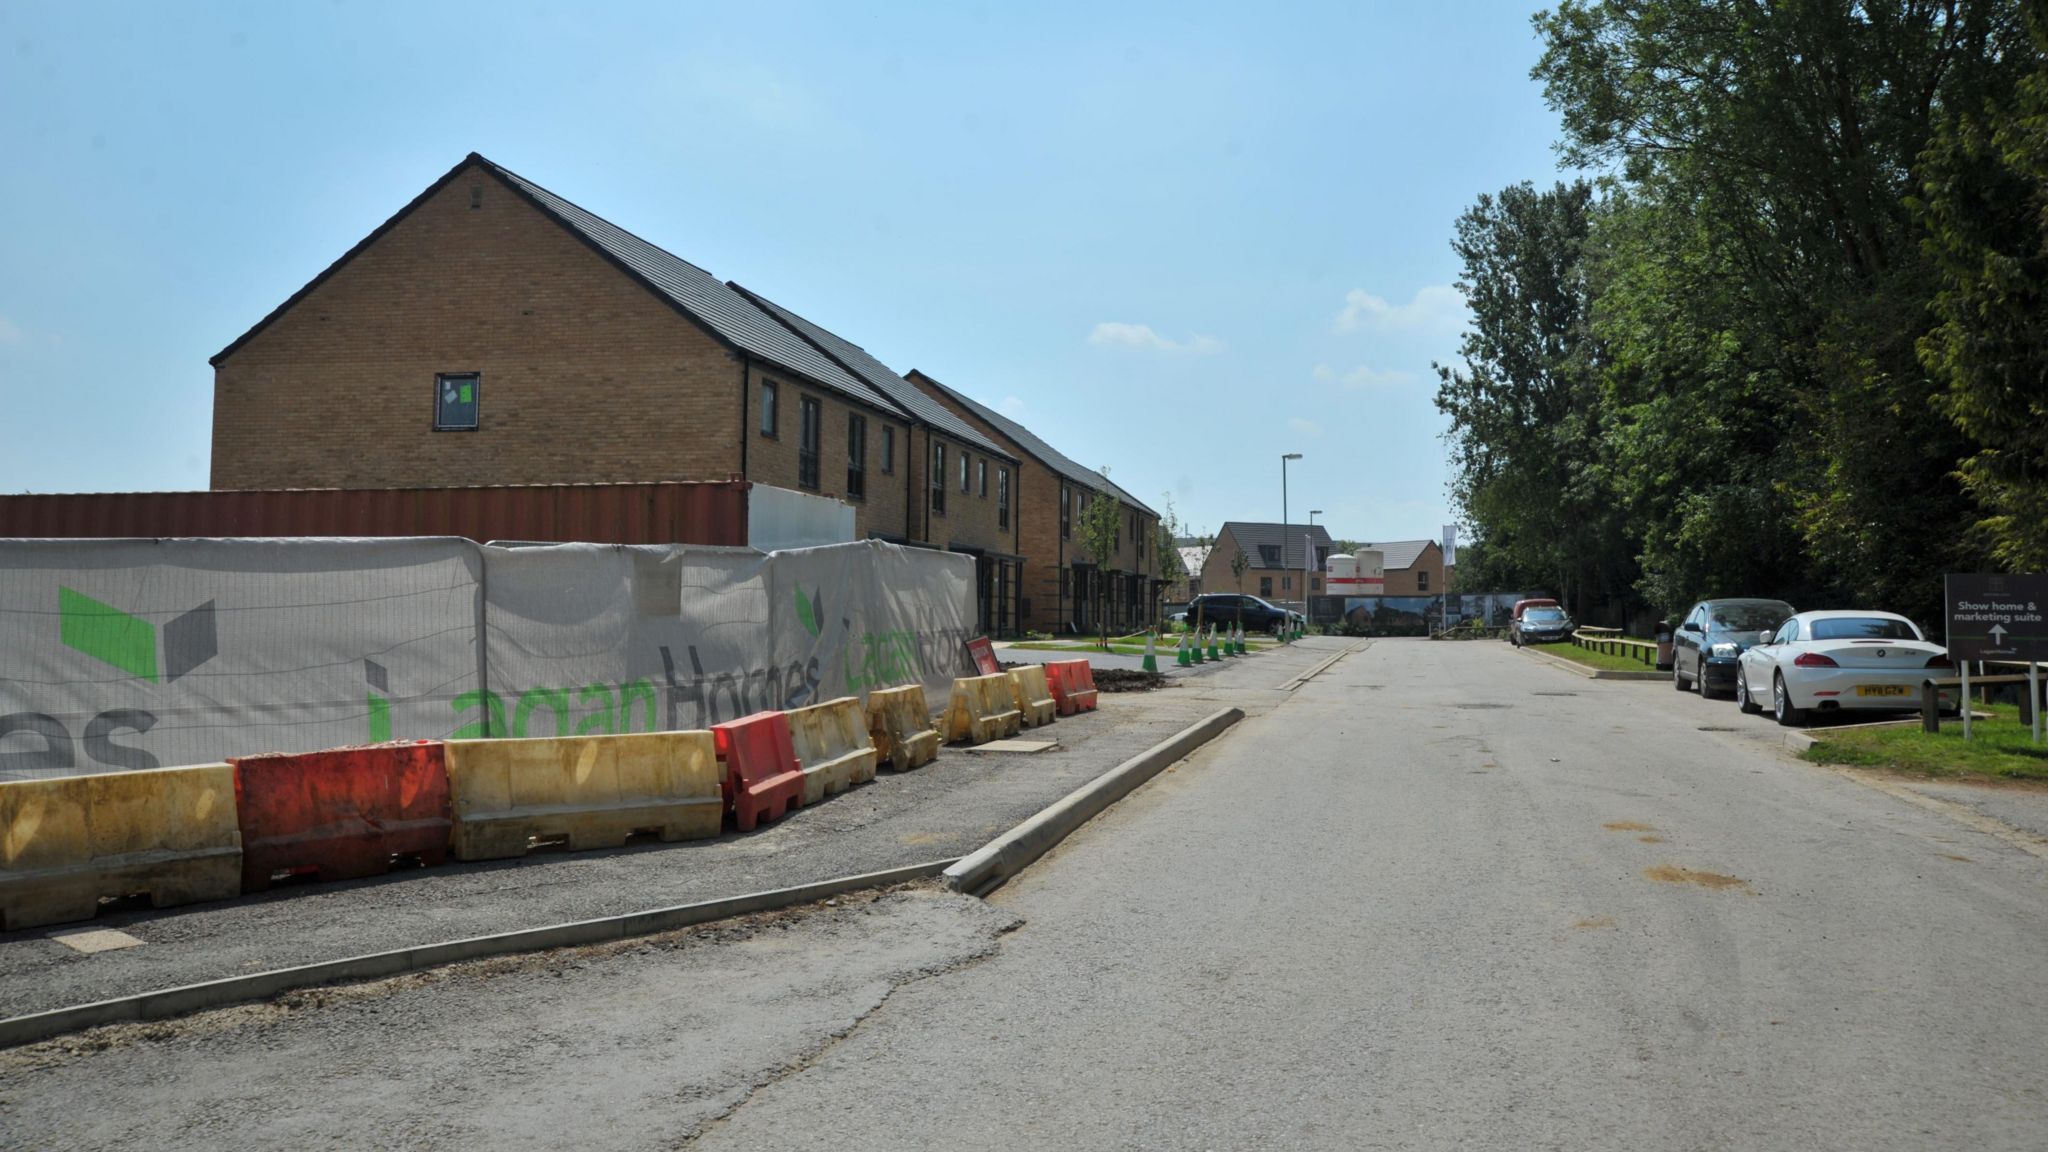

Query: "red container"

xmin=711 ymin=712 xmax=804 ymax=833
xmin=0 ymin=480 xmax=748 ymax=547
xmin=1044 ymin=659 xmax=1100 ymax=716
xmin=231 ymin=741 xmax=453 ymax=892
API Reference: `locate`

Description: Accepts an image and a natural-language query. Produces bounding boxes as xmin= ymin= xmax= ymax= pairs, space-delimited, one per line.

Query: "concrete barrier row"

xmin=1 ymin=663 xmax=1109 ymax=932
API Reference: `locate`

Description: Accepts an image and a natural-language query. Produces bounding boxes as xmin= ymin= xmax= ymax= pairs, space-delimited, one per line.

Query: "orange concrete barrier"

xmin=1044 ymin=659 xmax=1100 ymax=715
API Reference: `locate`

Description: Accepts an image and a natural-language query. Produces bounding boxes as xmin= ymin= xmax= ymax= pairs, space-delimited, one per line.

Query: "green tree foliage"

xmin=1916 ymin=5 xmax=2048 ymax=569
xmin=1074 ymin=477 xmax=1123 ymax=646
xmin=1441 ymin=1 xmax=2030 ymax=625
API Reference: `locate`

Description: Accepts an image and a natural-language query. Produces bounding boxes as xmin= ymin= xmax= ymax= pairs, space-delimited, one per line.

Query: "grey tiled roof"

xmin=482 ymin=159 xmax=897 ymax=413
xmin=1363 ymin=539 xmax=1435 ymax=570
xmin=1220 ymin=522 xmax=1336 ymax=570
xmin=909 ymin=371 xmax=1157 ymax=518
xmin=729 ymin=286 xmax=1015 ymax=463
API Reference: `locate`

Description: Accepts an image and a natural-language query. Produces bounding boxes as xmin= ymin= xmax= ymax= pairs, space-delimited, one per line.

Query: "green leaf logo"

xmin=795 ymin=586 xmax=822 ymax=637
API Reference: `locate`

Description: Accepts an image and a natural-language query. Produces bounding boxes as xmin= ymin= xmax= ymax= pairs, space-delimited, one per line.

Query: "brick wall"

xmin=743 ymin=363 xmax=910 ymax=542
xmin=1381 ymin=543 xmax=1447 ymax=596
xmin=212 ymin=159 xmax=745 ymax=490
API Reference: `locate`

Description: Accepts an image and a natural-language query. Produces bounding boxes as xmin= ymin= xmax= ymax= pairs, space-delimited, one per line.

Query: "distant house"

xmin=1200 ymin=522 xmax=1335 ymax=603
xmin=1361 ymin=539 xmax=1452 ymax=596
xmin=1169 ymin=545 xmax=1211 ymax=601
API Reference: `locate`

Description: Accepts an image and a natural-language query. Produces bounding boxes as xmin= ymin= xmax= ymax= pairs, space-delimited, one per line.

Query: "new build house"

xmin=907 ymin=371 xmax=1163 ymax=633
xmin=207 ymin=152 xmax=1030 ymax=631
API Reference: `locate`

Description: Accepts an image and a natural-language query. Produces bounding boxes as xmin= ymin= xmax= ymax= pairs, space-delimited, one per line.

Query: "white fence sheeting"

xmin=0 ymin=537 xmax=974 ymax=779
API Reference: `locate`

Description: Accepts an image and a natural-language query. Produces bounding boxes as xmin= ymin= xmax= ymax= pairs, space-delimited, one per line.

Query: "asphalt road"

xmin=8 ymin=637 xmax=2048 ymax=1150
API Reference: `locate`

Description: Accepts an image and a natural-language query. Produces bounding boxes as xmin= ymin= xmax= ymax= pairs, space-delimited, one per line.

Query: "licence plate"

xmin=1856 ymin=685 xmax=1912 ymax=698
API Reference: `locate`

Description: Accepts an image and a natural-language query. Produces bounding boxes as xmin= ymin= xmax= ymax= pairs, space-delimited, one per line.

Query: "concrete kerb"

xmin=944 ymin=707 xmax=1245 ymax=898
xmin=0 ymin=858 xmax=957 ymax=1051
xmin=1280 ymin=642 xmax=1366 ymax=692
xmin=1518 ymin=643 xmax=1667 ymax=681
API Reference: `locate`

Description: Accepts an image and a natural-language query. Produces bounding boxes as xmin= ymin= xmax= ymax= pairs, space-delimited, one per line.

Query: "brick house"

xmin=906 ymin=370 xmax=1162 ymax=634
xmin=1364 ymin=539 xmax=1452 ymax=596
xmin=207 ymin=153 xmax=1020 ymax=620
xmin=1200 ymin=522 xmax=1335 ymax=605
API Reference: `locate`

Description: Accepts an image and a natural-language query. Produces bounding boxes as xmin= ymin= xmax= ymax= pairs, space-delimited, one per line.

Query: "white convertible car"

xmin=1734 ymin=610 xmax=1956 ymax=726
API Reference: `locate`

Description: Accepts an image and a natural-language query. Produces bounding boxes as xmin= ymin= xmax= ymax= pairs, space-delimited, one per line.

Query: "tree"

xmin=1154 ymin=496 xmax=1191 ymax=623
xmin=1229 ymin=548 xmax=1249 ymax=595
xmin=1073 ymin=474 xmax=1123 ymax=648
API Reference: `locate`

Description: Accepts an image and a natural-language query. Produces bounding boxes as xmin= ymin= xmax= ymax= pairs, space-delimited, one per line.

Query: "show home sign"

xmin=1944 ymin=574 xmax=2048 ymax=662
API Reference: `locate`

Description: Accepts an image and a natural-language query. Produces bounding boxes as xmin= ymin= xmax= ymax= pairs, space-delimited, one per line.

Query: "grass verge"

xmin=1800 ymin=701 xmax=2048 ymax=780
xmin=1538 ymin=641 xmax=1661 ymax=673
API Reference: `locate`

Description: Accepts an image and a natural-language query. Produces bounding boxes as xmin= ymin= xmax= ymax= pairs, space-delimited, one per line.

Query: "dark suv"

xmin=1185 ymin=593 xmax=1290 ymax=633
xmin=1670 ymin=598 xmax=1796 ymax=698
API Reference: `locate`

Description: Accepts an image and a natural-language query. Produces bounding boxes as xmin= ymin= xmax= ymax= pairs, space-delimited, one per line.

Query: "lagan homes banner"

xmin=0 ymin=537 xmax=976 ymax=780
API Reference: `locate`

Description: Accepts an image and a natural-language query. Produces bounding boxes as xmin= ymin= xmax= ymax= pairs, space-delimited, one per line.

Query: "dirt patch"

xmin=1571 ymin=915 xmax=1615 ymax=930
xmin=1093 ymin=669 xmax=1171 ymax=693
xmin=1637 ymin=835 xmax=1665 ymax=844
xmin=1603 ymin=821 xmax=1654 ymax=832
xmin=1942 ymin=854 xmax=1971 ymax=862
xmin=1644 ymin=864 xmax=1749 ymax=891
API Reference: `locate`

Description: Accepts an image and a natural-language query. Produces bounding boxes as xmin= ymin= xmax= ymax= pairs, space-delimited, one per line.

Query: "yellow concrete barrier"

xmin=787 ymin=697 xmax=879 ymax=805
xmin=1006 ymin=665 xmax=1058 ymax=728
xmin=943 ymin=673 xmax=1024 ymax=745
xmin=0 ymin=764 xmax=242 ymax=931
xmin=864 ymin=685 xmax=939 ymax=771
xmin=442 ymin=731 xmax=722 ymax=861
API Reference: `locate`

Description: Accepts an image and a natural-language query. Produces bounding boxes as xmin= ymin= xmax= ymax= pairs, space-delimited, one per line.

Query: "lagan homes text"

xmin=207 ymin=153 xmax=1162 ymax=633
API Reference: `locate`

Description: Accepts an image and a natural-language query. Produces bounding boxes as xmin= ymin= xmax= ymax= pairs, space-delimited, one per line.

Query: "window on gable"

xmin=434 ymin=373 xmax=480 ymax=431
xmin=798 ymin=397 xmax=821 ymax=490
xmin=881 ymin=426 xmax=895 ymax=474
xmin=1060 ymin=485 xmax=1070 ymax=539
xmin=960 ymin=451 xmax=971 ymax=493
xmin=931 ymin=442 xmax=947 ymax=514
xmin=978 ymin=459 xmax=988 ymax=498
xmin=1258 ymin=544 xmax=1281 ymax=565
xmin=760 ymin=379 xmax=778 ymax=437
xmin=846 ymin=414 xmax=866 ymax=500
xmin=1417 ymin=570 xmax=1430 ymax=592
xmin=998 ymin=467 xmax=1010 ymax=529
xmin=1259 ymin=576 xmax=1273 ymax=597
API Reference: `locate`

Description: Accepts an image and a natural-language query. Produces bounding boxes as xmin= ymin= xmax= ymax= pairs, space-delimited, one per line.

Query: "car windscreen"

xmin=1707 ymin=603 xmax=1792 ymax=632
xmin=1524 ymin=608 xmax=1567 ymax=623
xmin=1808 ymin=617 xmax=1919 ymax=641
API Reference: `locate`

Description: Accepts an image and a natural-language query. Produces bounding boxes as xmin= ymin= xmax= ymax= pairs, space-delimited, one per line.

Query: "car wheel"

xmin=1736 ymin=667 xmax=1761 ymax=714
xmin=1773 ymin=672 xmax=1806 ymax=727
xmin=1672 ymin=658 xmax=1689 ymax=692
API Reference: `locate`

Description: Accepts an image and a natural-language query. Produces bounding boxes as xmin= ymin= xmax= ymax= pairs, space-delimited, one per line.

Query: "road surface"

xmin=6 ymin=637 xmax=2047 ymax=1150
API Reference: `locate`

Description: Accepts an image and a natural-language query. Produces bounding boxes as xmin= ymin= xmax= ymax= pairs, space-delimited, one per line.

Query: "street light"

xmin=1282 ymin=453 xmax=1303 ymax=614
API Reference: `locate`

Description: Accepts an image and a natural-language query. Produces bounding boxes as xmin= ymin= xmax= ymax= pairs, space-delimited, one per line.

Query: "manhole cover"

xmin=1451 ymin=703 xmax=1513 ymax=710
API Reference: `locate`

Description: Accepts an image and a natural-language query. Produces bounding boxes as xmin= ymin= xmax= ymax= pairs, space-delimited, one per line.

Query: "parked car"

xmin=1734 ymin=610 xmax=1955 ymax=726
xmin=1509 ymin=605 xmax=1574 ymax=646
xmin=1510 ymin=598 xmax=1559 ymax=624
xmin=1670 ymin=598 xmax=1796 ymax=698
xmin=1185 ymin=593 xmax=1290 ymax=633
xmin=1167 ymin=610 xmax=1188 ymax=626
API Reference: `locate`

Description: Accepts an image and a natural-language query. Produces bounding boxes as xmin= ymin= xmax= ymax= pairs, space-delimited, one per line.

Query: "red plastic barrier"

xmin=712 ymin=712 xmax=804 ymax=832
xmin=1044 ymin=659 xmax=1101 ymax=716
xmin=231 ymin=740 xmax=452 ymax=892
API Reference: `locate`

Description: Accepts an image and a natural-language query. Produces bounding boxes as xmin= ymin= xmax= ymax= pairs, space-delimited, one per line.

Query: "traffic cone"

xmin=1175 ymin=633 xmax=1191 ymax=667
xmin=1233 ymin=625 xmax=1245 ymax=655
xmin=1206 ymin=627 xmax=1221 ymax=662
xmin=1142 ymin=632 xmax=1159 ymax=674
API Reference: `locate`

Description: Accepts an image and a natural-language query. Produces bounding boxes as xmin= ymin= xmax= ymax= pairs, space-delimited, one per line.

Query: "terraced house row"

xmin=208 ymin=153 xmax=1161 ymax=635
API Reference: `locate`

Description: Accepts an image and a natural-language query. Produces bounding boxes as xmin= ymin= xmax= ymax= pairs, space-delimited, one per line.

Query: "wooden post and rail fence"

xmin=1568 ymin=626 xmax=1661 ymax=668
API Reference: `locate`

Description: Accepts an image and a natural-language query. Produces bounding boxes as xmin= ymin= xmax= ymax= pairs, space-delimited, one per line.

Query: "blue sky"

xmin=0 ymin=1 xmax=1567 ymax=544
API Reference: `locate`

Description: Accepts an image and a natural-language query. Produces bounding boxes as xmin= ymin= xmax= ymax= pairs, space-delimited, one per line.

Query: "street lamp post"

xmin=1281 ymin=453 xmax=1303 ymax=619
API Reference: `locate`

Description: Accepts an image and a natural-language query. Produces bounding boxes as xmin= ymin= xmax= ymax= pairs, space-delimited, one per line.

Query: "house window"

xmin=1260 ymin=576 xmax=1273 ymax=597
xmin=1417 ymin=570 xmax=1430 ymax=592
xmin=998 ymin=467 xmax=1010 ymax=529
xmin=1312 ymin=576 xmax=1322 ymax=592
xmin=798 ymin=397 xmax=821 ymax=490
xmin=1283 ymin=575 xmax=1293 ymax=591
xmin=434 ymin=373 xmax=480 ymax=431
xmin=1259 ymin=544 xmax=1281 ymax=565
xmin=760 ymin=380 xmax=778 ymax=437
xmin=931 ymin=442 xmax=946 ymax=514
xmin=978 ymin=460 xmax=988 ymax=498
xmin=960 ymin=451 xmax=971 ymax=493
xmin=1060 ymin=485 xmax=1070 ymax=539
xmin=881 ymin=426 xmax=895 ymax=474
xmin=846 ymin=414 xmax=866 ymax=500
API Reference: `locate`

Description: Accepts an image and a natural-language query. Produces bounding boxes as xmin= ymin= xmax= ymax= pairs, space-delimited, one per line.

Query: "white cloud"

xmin=1333 ymin=285 xmax=1466 ymax=334
xmin=1088 ymin=322 xmax=1224 ymax=356
xmin=1313 ymin=362 xmax=1415 ymax=389
xmin=997 ymin=395 xmax=1027 ymax=418
xmin=1287 ymin=417 xmax=1323 ymax=438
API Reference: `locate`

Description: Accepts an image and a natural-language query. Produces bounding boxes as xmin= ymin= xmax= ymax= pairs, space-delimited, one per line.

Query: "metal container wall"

xmin=0 ymin=482 xmax=750 ymax=546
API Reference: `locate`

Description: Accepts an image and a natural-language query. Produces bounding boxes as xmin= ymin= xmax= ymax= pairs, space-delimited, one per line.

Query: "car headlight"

xmin=1710 ymin=643 xmax=1739 ymax=657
